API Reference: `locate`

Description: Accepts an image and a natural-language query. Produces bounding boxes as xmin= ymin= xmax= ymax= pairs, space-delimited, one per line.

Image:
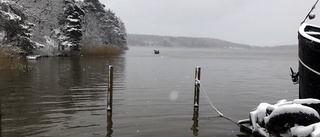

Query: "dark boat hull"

xmin=298 ymin=23 xmax=320 ymax=99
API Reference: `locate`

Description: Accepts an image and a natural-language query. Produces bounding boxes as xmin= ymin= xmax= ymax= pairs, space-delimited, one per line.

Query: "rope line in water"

xmin=195 ymin=82 xmax=239 ymax=126
xmin=199 ymin=85 xmax=223 ymax=116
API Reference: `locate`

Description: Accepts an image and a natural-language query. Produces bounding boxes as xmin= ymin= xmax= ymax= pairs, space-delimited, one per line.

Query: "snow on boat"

xmin=239 ymin=99 xmax=320 ymax=137
xmin=239 ymin=1 xmax=320 ymax=136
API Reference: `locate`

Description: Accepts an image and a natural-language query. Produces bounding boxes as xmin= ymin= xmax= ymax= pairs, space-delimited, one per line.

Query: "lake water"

xmin=0 ymin=46 xmax=298 ymax=137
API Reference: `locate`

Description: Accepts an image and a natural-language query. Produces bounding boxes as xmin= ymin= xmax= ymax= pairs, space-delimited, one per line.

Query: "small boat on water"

xmin=154 ymin=50 xmax=160 ymax=54
xmin=239 ymin=0 xmax=320 ymax=136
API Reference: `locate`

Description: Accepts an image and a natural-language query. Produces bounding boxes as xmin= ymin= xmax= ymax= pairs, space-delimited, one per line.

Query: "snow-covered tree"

xmin=103 ymin=9 xmax=127 ymax=48
xmin=0 ymin=0 xmax=39 ymax=55
xmin=57 ymin=0 xmax=85 ymax=55
xmin=11 ymin=0 xmax=66 ymax=56
xmin=13 ymin=0 xmax=64 ymax=43
xmin=83 ymin=0 xmax=105 ymax=13
xmin=0 ymin=0 xmax=126 ymax=56
xmin=81 ymin=0 xmax=127 ymax=49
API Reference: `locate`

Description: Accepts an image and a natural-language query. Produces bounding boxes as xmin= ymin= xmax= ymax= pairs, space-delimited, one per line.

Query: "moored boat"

xmin=154 ymin=50 xmax=160 ymax=54
xmin=238 ymin=0 xmax=320 ymax=136
xmin=298 ymin=23 xmax=320 ymax=99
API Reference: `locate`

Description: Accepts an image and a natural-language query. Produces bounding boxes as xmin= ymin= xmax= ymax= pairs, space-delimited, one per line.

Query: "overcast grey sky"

xmin=100 ymin=0 xmax=320 ymax=46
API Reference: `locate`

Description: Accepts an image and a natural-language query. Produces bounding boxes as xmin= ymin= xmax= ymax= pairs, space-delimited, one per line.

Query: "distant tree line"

xmin=127 ymin=34 xmax=252 ymax=49
xmin=127 ymin=34 xmax=298 ymax=49
xmin=0 ymin=0 xmax=127 ymax=56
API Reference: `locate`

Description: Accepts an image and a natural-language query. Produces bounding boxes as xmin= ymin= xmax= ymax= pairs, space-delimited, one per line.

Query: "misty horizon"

xmin=101 ymin=0 xmax=320 ymax=46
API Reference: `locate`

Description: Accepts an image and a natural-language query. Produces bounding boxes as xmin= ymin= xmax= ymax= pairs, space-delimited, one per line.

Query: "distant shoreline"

xmin=127 ymin=34 xmax=297 ymax=49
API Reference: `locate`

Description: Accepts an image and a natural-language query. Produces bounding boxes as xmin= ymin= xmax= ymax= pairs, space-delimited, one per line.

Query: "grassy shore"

xmin=0 ymin=45 xmax=127 ymax=69
xmin=0 ymin=46 xmax=28 ymax=70
xmin=80 ymin=45 xmax=125 ymax=56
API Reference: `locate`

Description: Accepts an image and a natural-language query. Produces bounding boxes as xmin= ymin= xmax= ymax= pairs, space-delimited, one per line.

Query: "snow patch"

xmin=67 ymin=17 xmax=80 ymax=23
xmin=0 ymin=10 xmax=21 ymax=20
xmin=245 ymin=99 xmax=320 ymax=137
xmin=293 ymin=98 xmax=320 ymax=105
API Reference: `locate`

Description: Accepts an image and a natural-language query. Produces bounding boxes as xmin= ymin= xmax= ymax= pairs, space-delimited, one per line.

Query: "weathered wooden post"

xmin=0 ymin=100 xmax=2 ymax=137
xmin=191 ymin=108 xmax=199 ymax=136
xmin=106 ymin=111 xmax=113 ymax=137
xmin=194 ymin=66 xmax=201 ymax=107
xmin=107 ymin=65 xmax=114 ymax=111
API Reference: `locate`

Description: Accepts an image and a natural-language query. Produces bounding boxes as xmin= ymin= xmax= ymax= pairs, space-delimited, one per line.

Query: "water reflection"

xmin=0 ymin=54 xmax=126 ymax=137
xmin=0 ymin=98 xmax=2 ymax=137
xmin=106 ymin=111 xmax=113 ymax=137
xmin=0 ymin=47 xmax=298 ymax=136
xmin=191 ymin=108 xmax=199 ymax=136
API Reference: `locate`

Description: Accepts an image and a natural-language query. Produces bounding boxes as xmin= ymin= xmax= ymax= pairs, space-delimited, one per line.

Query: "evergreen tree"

xmin=104 ymin=10 xmax=127 ymax=48
xmin=58 ymin=0 xmax=85 ymax=55
xmin=0 ymin=0 xmax=126 ymax=56
xmin=82 ymin=0 xmax=127 ymax=49
xmin=0 ymin=1 xmax=38 ymax=55
xmin=83 ymin=0 xmax=105 ymax=12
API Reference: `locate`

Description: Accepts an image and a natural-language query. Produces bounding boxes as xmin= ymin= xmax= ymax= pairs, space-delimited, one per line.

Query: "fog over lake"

xmin=101 ymin=0 xmax=319 ymax=46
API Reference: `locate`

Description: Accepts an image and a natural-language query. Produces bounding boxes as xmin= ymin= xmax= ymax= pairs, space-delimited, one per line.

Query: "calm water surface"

xmin=0 ymin=46 xmax=298 ymax=137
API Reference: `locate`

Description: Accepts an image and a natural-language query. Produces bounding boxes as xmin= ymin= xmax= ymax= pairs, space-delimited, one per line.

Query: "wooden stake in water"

xmin=107 ymin=65 xmax=114 ymax=111
xmin=106 ymin=111 xmax=113 ymax=137
xmin=0 ymin=101 xmax=2 ymax=137
xmin=194 ymin=67 xmax=201 ymax=107
xmin=191 ymin=108 xmax=199 ymax=136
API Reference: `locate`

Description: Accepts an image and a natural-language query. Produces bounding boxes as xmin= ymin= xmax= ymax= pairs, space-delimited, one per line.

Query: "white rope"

xmin=195 ymin=82 xmax=239 ymax=126
xmin=299 ymin=57 xmax=320 ymax=76
xmin=199 ymin=85 xmax=223 ymax=116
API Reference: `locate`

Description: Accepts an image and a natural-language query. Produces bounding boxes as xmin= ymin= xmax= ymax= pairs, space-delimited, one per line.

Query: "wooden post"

xmin=107 ymin=65 xmax=114 ymax=111
xmin=106 ymin=111 xmax=113 ymax=137
xmin=0 ymin=100 xmax=2 ymax=137
xmin=194 ymin=67 xmax=201 ymax=107
xmin=191 ymin=108 xmax=199 ymax=136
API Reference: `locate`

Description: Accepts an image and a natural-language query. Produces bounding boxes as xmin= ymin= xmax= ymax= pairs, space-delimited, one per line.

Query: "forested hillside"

xmin=127 ymin=34 xmax=252 ymax=49
xmin=127 ymin=34 xmax=299 ymax=49
xmin=0 ymin=0 xmax=127 ymax=56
